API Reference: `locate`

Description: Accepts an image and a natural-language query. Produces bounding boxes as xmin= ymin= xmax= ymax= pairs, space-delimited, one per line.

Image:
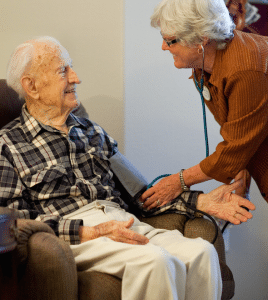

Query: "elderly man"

xmin=0 ymin=37 xmax=255 ymax=300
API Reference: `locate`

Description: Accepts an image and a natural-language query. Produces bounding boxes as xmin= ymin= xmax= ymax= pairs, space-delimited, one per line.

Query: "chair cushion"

xmin=139 ymin=213 xmax=188 ymax=233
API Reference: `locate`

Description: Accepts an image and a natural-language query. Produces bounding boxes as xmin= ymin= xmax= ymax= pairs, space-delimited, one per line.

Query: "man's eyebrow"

xmin=56 ymin=59 xmax=73 ymax=71
xmin=56 ymin=65 xmax=66 ymax=71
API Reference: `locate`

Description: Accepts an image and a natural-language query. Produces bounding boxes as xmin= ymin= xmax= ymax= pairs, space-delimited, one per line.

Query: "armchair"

xmin=0 ymin=79 xmax=234 ymax=300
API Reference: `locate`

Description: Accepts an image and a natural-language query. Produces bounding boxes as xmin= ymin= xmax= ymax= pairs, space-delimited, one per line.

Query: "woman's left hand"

xmin=139 ymin=173 xmax=182 ymax=210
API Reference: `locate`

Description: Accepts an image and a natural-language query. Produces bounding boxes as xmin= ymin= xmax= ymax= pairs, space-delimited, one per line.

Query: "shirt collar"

xmin=20 ymin=104 xmax=88 ymax=142
xmin=67 ymin=112 xmax=88 ymax=129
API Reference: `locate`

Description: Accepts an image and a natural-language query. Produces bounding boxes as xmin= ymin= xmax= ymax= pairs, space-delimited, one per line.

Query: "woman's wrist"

xmin=182 ymin=164 xmax=212 ymax=187
xmin=179 ymin=169 xmax=190 ymax=191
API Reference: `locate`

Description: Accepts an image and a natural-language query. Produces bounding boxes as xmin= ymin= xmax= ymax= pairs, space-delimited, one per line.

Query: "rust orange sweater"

xmin=192 ymin=30 xmax=268 ymax=202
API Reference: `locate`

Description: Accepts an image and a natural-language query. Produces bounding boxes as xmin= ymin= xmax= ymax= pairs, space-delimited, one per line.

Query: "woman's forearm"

xmin=183 ymin=163 xmax=212 ymax=187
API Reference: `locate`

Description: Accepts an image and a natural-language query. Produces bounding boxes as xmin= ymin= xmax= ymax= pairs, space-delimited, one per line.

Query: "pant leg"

xmin=149 ymin=230 xmax=222 ymax=300
xmin=71 ymin=237 xmax=186 ymax=300
xmin=68 ymin=201 xmax=186 ymax=300
xmin=96 ymin=200 xmax=222 ymax=299
xmin=67 ymin=200 xmax=221 ymax=300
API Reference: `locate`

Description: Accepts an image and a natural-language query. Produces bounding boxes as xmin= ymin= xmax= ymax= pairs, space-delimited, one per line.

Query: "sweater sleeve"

xmin=200 ymin=70 xmax=268 ymax=184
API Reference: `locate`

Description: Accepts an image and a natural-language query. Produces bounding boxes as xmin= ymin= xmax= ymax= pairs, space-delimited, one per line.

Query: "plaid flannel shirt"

xmin=0 ymin=105 xmax=201 ymax=245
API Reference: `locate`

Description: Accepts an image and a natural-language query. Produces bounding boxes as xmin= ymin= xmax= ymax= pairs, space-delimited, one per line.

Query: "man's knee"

xmin=143 ymin=245 xmax=186 ymax=276
xmin=189 ymin=238 xmax=219 ymax=265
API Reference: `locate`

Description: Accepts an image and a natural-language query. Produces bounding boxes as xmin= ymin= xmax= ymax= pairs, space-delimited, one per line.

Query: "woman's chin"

xmin=174 ymin=61 xmax=182 ymax=69
xmin=174 ymin=61 xmax=190 ymax=70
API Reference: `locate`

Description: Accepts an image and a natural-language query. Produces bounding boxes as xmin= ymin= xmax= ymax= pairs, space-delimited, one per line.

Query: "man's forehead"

xmin=33 ymin=42 xmax=72 ymax=68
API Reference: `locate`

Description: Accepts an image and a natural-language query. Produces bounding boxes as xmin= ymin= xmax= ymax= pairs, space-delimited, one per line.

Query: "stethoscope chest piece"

xmin=202 ymin=86 xmax=211 ymax=101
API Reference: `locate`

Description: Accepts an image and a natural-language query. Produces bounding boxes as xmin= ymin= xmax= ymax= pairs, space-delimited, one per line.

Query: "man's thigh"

xmin=66 ymin=199 xmax=215 ymax=266
xmin=149 ymin=229 xmax=218 ymax=266
xmin=70 ymin=235 xmax=185 ymax=276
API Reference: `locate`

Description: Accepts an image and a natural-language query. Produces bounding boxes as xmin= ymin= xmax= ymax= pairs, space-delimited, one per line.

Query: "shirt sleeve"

xmin=139 ymin=190 xmax=203 ymax=218
xmin=90 ymin=121 xmax=119 ymax=157
xmin=200 ymin=71 xmax=268 ymax=183
xmin=0 ymin=145 xmax=83 ymax=245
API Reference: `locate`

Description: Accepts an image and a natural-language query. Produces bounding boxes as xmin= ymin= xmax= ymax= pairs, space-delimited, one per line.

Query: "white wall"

xmin=0 ymin=0 xmax=124 ymax=152
xmin=124 ymin=1 xmax=268 ymax=299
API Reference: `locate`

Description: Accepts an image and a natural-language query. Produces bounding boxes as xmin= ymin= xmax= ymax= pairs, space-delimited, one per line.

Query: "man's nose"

xmin=68 ymin=68 xmax=81 ymax=84
xmin=162 ymin=40 xmax=169 ymax=51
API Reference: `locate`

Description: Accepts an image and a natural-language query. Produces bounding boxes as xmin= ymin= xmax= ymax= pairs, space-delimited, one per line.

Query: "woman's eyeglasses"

xmin=160 ymin=32 xmax=180 ymax=47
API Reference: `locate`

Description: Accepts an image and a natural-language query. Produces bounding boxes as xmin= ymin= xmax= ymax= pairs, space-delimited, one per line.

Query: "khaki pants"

xmin=66 ymin=200 xmax=222 ymax=300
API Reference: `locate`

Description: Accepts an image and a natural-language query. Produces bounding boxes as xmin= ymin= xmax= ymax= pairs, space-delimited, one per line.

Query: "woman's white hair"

xmin=6 ymin=36 xmax=62 ymax=99
xmin=151 ymin=0 xmax=236 ymax=50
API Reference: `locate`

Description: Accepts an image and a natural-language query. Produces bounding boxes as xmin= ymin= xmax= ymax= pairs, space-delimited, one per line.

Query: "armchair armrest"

xmin=16 ymin=219 xmax=55 ymax=263
xmin=15 ymin=219 xmax=78 ymax=300
xmin=184 ymin=217 xmax=226 ymax=262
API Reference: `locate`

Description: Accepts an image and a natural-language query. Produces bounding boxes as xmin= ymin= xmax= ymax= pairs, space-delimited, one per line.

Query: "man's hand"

xmin=140 ymin=173 xmax=182 ymax=210
xmin=79 ymin=217 xmax=149 ymax=245
xmin=197 ymin=179 xmax=256 ymax=225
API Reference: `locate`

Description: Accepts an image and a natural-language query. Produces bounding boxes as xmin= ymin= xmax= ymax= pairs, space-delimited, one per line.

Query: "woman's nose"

xmin=162 ymin=40 xmax=169 ymax=51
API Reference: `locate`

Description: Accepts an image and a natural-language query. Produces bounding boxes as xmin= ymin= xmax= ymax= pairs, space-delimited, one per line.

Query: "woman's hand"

xmin=139 ymin=164 xmax=211 ymax=210
xmin=139 ymin=173 xmax=182 ymax=210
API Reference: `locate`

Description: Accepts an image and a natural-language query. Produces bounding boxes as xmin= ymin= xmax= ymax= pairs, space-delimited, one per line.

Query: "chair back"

xmin=0 ymin=79 xmax=89 ymax=130
xmin=0 ymin=80 xmax=24 ymax=130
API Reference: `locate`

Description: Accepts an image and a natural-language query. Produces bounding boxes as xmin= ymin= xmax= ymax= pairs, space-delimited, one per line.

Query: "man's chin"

xmin=67 ymin=96 xmax=80 ymax=107
xmin=71 ymin=98 xmax=80 ymax=111
xmin=74 ymin=98 xmax=80 ymax=107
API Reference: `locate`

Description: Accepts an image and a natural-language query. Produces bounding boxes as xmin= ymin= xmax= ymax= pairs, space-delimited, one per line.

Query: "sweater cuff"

xmin=200 ymin=156 xmax=233 ymax=184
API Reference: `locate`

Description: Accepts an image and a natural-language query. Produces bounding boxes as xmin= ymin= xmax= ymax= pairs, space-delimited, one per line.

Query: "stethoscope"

xmin=193 ymin=45 xmax=211 ymax=158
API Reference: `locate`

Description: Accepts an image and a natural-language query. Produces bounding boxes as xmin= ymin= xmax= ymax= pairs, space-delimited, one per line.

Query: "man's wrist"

xmin=79 ymin=226 xmax=100 ymax=242
xmin=196 ymin=194 xmax=207 ymax=212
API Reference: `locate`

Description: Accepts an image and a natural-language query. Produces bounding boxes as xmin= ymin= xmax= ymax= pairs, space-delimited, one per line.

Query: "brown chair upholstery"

xmin=0 ymin=80 xmax=24 ymax=129
xmin=0 ymin=79 xmax=234 ymax=299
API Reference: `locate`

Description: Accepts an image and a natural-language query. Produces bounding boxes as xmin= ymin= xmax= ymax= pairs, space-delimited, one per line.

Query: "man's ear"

xmin=21 ymin=76 xmax=39 ymax=100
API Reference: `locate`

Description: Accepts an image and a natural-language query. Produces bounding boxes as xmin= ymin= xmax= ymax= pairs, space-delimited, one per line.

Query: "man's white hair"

xmin=6 ymin=36 xmax=62 ymax=99
xmin=151 ymin=0 xmax=236 ymax=49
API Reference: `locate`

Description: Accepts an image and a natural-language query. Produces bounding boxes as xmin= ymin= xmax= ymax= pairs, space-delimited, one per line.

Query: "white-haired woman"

xmin=140 ymin=0 xmax=268 ymax=217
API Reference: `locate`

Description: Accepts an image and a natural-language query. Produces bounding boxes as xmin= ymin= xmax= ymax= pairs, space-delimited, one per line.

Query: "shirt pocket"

xmin=22 ymin=164 xmax=70 ymax=200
